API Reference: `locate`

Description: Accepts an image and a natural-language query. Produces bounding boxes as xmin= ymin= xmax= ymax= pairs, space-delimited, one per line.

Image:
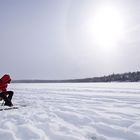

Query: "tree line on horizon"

xmin=12 ymin=71 xmax=140 ymax=83
xmin=79 ymin=71 xmax=140 ymax=82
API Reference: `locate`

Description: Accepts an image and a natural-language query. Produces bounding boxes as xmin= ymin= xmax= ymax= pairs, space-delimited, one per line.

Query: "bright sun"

xmin=88 ymin=5 xmax=124 ymax=49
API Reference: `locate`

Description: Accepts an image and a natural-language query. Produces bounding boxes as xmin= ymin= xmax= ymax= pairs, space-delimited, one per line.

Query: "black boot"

xmin=4 ymin=101 xmax=13 ymax=107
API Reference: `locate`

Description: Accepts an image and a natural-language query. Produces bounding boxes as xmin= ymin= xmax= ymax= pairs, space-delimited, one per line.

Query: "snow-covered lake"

xmin=0 ymin=83 xmax=140 ymax=140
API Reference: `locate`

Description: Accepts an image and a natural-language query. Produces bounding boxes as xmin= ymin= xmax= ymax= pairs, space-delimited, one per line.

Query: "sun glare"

xmin=88 ymin=5 xmax=124 ymax=50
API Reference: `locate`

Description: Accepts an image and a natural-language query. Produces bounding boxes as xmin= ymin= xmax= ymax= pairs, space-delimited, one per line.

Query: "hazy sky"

xmin=0 ymin=0 xmax=140 ymax=80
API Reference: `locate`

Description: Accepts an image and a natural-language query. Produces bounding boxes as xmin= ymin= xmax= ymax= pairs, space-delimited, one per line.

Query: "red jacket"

xmin=0 ymin=74 xmax=11 ymax=92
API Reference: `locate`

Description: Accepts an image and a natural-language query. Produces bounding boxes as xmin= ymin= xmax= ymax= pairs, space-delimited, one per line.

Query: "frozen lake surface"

xmin=0 ymin=82 xmax=140 ymax=140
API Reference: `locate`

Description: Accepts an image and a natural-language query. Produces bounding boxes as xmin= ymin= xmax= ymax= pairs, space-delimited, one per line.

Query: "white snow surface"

xmin=0 ymin=82 xmax=140 ymax=140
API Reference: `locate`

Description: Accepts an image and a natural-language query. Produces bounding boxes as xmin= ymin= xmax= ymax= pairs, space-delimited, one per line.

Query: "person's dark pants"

xmin=6 ymin=91 xmax=14 ymax=101
xmin=0 ymin=91 xmax=14 ymax=106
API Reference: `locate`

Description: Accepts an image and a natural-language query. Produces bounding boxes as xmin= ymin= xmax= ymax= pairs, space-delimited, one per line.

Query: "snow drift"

xmin=0 ymin=82 xmax=140 ymax=140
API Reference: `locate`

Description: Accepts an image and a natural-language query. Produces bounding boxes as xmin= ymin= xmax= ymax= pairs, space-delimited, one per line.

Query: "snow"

xmin=0 ymin=82 xmax=140 ymax=140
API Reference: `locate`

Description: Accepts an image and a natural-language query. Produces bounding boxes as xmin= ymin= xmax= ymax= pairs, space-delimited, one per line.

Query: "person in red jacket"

xmin=0 ymin=74 xmax=14 ymax=106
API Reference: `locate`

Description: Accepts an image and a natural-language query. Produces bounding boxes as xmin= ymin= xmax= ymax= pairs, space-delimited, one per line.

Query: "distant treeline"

xmin=12 ymin=71 xmax=140 ymax=83
xmin=79 ymin=71 xmax=140 ymax=82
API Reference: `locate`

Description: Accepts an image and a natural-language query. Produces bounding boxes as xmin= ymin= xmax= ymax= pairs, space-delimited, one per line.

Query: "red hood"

xmin=1 ymin=74 xmax=11 ymax=83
